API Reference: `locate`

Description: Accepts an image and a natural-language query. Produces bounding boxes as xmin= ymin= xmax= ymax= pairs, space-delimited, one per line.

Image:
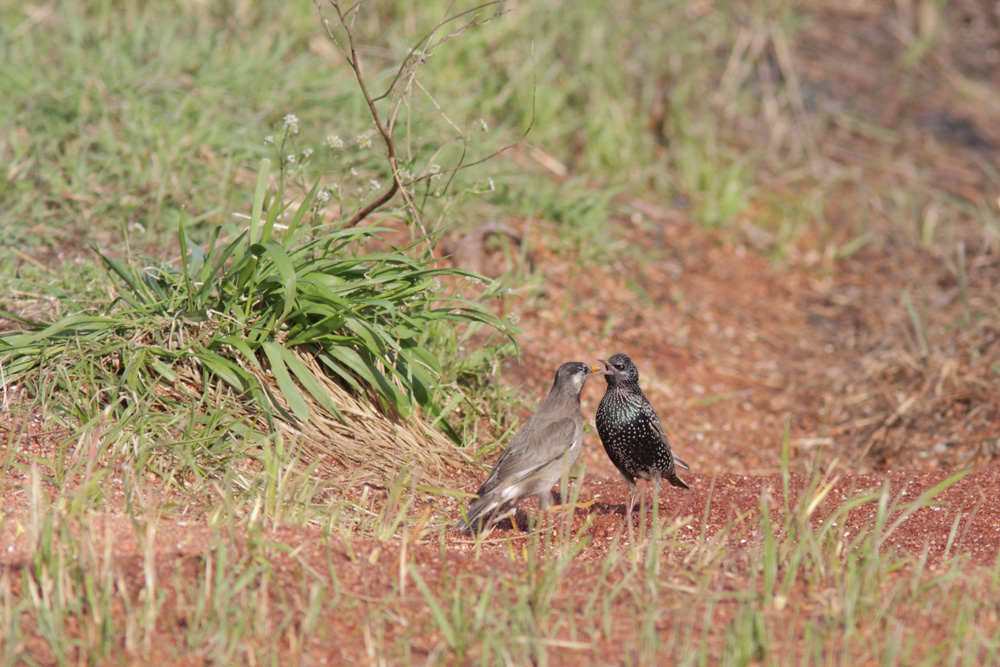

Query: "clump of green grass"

xmin=0 ymin=1 xmax=529 ymax=488
xmin=0 ymin=159 xmax=517 ymax=476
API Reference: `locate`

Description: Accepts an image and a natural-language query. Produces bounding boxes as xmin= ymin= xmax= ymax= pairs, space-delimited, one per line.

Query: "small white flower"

xmin=325 ymin=134 xmax=344 ymax=149
xmin=369 ymin=179 xmax=381 ymax=190
xmin=302 ymin=148 xmax=313 ymax=159
xmin=264 ymin=135 xmax=274 ymax=145
xmin=356 ymin=133 xmax=373 ymax=149
xmin=487 ymin=177 xmax=495 ymax=191
xmin=317 ymin=189 xmax=331 ymax=204
xmin=350 ymin=167 xmax=358 ymax=176
xmin=283 ymin=114 xmax=300 ymax=135
xmin=428 ymin=163 xmax=441 ymax=175
xmin=478 ymin=118 xmax=489 ymax=132
xmin=286 ymin=154 xmax=296 ymax=164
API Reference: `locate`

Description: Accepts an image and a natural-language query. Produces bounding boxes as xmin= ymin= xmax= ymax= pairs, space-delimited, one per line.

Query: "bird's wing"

xmin=476 ymin=417 xmax=581 ymax=497
xmin=650 ymin=412 xmax=691 ymax=471
xmin=650 ymin=410 xmax=691 ymax=470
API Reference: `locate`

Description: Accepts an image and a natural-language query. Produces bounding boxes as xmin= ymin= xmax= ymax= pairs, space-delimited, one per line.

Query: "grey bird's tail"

xmin=455 ymin=492 xmax=510 ymax=535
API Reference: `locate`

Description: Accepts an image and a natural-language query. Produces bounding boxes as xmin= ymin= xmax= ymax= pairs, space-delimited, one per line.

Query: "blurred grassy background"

xmin=4 ymin=0 xmax=998 ymax=265
xmin=2 ymin=0 xmax=999 ymax=464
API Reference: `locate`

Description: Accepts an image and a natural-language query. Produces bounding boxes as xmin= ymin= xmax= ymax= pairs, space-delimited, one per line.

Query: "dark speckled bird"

xmin=595 ymin=352 xmax=690 ymax=520
xmin=456 ymin=362 xmax=602 ymax=535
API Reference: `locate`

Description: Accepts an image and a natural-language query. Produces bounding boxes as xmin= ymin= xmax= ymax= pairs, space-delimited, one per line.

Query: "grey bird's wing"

xmin=475 ymin=417 xmax=582 ymax=498
xmin=456 ymin=416 xmax=582 ymax=534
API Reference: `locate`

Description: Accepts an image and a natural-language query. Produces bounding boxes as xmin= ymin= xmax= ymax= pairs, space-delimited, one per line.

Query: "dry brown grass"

xmin=264 ymin=349 xmax=472 ymax=485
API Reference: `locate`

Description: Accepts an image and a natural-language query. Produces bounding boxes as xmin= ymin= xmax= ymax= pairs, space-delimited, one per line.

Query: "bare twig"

xmin=313 ymin=0 xmax=534 ymax=232
xmin=375 ymin=2 xmax=511 ymax=106
xmin=315 ymin=1 xmax=399 ymax=228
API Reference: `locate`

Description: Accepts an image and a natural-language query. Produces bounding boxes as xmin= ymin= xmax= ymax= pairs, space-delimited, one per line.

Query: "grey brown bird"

xmin=595 ymin=352 xmax=690 ymax=520
xmin=456 ymin=362 xmax=601 ymax=535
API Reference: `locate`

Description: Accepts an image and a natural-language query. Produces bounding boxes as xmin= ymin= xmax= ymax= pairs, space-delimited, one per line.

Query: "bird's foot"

xmin=548 ymin=498 xmax=595 ymax=512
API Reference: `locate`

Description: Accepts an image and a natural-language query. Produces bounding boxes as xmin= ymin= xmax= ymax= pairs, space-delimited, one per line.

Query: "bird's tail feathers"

xmin=655 ymin=465 xmax=691 ymax=490
xmin=455 ymin=493 xmax=510 ymax=535
xmin=668 ymin=473 xmax=690 ymax=490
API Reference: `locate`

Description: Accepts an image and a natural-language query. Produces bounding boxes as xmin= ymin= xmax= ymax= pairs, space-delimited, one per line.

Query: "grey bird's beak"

xmin=593 ymin=361 xmax=611 ymax=375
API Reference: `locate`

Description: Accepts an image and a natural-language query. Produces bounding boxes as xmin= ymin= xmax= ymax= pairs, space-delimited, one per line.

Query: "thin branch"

xmin=316 ymin=0 xmax=399 ymax=228
xmin=404 ymin=46 xmax=537 ymax=189
xmin=374 ymin=2 xmax=510 ymax=104
xmin=313 ymin=0 xmax=532 ymax=231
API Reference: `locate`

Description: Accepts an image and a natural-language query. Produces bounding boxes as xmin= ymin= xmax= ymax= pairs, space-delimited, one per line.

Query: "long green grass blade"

xmin=196 ymin=350 xmax=255 ymax=394
xmin=407 ymin=565 xmax=456 ymax=648
xmin=276 ymin=345 xmax=343 ymax=420
xmin=253 ymin=242 xmax=298 ymax=324
xmin=326 ymin=344 xmax=408 ymax=416
xmin=262 ymin=340 xmax=310 ymax=421
xmin=281 ymin=181 xmax=320 ymax=247
xmin=249 ymin=159 xmax=271 ymax=246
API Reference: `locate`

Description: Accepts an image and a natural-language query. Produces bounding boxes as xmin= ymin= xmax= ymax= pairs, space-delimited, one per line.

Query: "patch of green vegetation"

xmin=0 ymin=0 xmax=786 ymax=282
xmin=2 ymin=169 xmax=512 ymax=421
xmin=1 ymin=1 xmax=526 ymax=500
xmin=2 ymin=3 xmax=294 ymax=250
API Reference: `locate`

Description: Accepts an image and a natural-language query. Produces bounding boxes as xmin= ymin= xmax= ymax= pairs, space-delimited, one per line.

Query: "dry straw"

xmin=261 ymin=349 xmax=471 ymax=484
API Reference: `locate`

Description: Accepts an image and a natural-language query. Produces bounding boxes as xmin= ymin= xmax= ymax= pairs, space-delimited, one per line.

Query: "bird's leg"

xmin=625 ymin=489 xmax=638 ymax=543
xmin=538 ymin=491 xmax=554 ymax=512
xmin=650 ymin=472 xmax=662 ymax=519
xmin=632 ymin=478 xmax=652 ymax=527
xmin=508 ymin=507 xmax=522 ymax=534
xmin=626 ymin=477 xmax=642 ymax=520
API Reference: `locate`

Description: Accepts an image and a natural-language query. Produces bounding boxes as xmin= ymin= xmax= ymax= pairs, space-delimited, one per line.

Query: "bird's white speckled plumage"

xmin=595 ymin=353 xmax=690 ymax=518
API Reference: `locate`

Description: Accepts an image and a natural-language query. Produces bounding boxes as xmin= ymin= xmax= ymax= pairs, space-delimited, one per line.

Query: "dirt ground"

xmin=3 ymin=206 xmax=998 ymax=663
xmin=3 ymin=1 xmax=1000 ymax=664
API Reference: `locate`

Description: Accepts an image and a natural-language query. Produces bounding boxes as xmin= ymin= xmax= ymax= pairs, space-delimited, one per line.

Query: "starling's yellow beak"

xmin=591 ymin=363 xmax=610 ymax=375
